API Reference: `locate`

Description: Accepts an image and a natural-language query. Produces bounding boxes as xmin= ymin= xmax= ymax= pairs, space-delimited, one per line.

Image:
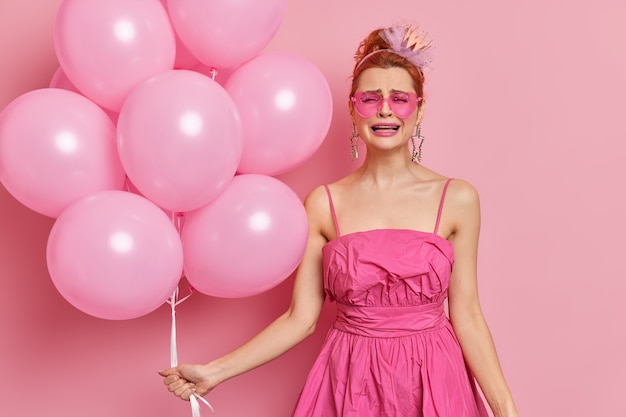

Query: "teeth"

xmin=372 ymin=126 xmax=399 ymax=131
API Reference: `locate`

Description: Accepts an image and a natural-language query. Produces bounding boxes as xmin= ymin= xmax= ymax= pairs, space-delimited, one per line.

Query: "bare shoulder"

xmin=446 ymin=178 xmax=480 ymax=210
xmin=442 ymin=178 xmax=481 ymax=237
xmin=414 ymin=165 xmax=477 ymax=206
xmin=303 ymin=185 xmax=329 ymax=214
xmin=303 ymin=185 xmax=333 ymax=237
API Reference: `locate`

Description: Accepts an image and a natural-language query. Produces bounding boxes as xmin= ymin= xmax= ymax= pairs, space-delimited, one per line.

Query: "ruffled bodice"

xmin=323 ymin=229 xmax=453 ymax=308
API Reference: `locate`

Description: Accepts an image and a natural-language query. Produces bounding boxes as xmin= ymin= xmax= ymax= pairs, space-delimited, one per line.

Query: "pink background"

xmin=1 ymin=0 xmax=625 ymax=416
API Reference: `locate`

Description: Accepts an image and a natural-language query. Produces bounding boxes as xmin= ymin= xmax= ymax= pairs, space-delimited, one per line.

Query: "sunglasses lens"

xmin=353 ymin=92 xmax=381 ymax=118
xmin=388 ymin=93 xmax=416 ymax=118
xmin=352 ymin=92 xmax=418 ymax=118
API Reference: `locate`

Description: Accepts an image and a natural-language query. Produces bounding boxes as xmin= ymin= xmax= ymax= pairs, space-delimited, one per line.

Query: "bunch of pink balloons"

xmin=0 ymin=0 xmax=333 ymax=320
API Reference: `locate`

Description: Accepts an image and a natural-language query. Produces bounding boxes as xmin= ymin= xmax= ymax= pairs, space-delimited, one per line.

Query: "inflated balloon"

xmin=225 ymin=52 xmax=333 ymax=175
xmin=117 ymin=70 xmax=243 ymax=212
xmin=54 ymin=0 xmax=176 ymax=111
xmin=0 ymin=88 xmax=125 ymax=218
xmin=47 ymin=190 xmax=183 ymax=320
xmin=166 ymin=0 xmax=287 ymax=69
xmin=183 ymin=174 xmax=308 ymax=298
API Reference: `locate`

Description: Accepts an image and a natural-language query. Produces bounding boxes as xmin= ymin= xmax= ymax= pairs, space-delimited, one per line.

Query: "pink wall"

xmin=2 ymin=0 xmax=625 ymax=416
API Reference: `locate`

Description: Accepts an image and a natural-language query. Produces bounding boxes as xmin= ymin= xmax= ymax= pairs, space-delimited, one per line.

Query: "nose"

xmin=378 ymin=98 xmax=393 ymax=116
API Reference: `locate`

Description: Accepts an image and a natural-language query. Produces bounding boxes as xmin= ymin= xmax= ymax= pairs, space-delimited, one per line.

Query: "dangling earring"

xmin=350 ymin=123 xmax=359 ymax=160
xmin=411 ymin=123 xmax=425 ymax=162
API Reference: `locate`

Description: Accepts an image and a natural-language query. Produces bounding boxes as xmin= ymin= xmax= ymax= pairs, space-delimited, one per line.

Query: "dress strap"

xmin=323 ymin=185 xmax=341 ymax=237
xmin=434 ymin=178 xmax=453 ymax=235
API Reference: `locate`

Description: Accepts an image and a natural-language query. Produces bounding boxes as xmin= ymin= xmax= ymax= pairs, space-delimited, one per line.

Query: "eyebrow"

xmin=362 ymin=88 xmax=412 ymax=94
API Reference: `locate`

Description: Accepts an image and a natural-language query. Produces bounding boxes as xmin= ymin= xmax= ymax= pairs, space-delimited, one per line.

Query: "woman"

xmin=160 ymin=24 xmax=520 ymax=417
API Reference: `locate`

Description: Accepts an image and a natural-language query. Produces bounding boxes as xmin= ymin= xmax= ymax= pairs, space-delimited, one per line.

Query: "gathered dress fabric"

xmin=291 ymin=179 xmax=489 ymax=417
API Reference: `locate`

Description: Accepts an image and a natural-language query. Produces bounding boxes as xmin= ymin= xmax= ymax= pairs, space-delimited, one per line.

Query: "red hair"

xmin=350 ymin=28 xmax=426 ymax=101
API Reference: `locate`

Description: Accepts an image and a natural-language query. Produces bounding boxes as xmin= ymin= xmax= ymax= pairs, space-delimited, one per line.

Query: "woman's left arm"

xmin=446 ymin=180 xmax=519 ymax=417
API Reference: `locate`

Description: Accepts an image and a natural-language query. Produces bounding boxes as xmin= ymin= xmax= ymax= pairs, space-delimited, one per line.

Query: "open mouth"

xmin=371 ymin=125 xmax=400 ymax=132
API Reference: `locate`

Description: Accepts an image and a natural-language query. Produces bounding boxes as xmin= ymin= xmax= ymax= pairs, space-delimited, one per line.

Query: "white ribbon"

xmin=167 ymin=287 xmax=215 ymax=416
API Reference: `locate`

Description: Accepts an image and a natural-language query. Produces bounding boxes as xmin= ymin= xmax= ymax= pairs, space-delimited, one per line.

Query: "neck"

xmin=355 ymin=149 xmax=418 ymax=187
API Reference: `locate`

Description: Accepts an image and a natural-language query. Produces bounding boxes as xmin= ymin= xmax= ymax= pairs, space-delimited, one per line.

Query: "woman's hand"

xmin=158 ymin=364 xmax=217 ymax=401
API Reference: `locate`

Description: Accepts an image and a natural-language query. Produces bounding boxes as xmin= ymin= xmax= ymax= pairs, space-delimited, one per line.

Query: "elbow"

xmin=297 ymin=315 xmax=318 ymax=339
xmin=449 ymin=306 xmax=487 ymax=334
xmin=286 ymin=310 xmax=319 ymax=340
xmin=303 ymin=320 xmax=318 ymax=338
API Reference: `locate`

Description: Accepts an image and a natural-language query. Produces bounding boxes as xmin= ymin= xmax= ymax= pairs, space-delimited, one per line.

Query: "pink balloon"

xmin=183 ymin=174 xmax=308 ymax=298
xmin=225 ymin=52 xmax=333 ymax=175
xmin=166 ymin=0 xmax=287 ymax=69
xmin=0 ymin=88 xmax=126 ymax=218
xmin=117 ymin=70 xmax=243 ymax=212
xmin=54 ymin=0 xmax=176 ymax=111
xmin=47 ymin=190 xmax=183 ymax=320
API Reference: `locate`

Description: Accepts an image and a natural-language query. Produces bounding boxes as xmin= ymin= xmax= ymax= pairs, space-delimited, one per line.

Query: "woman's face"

xmin=351 ymin=66 xmax=423 ymax=156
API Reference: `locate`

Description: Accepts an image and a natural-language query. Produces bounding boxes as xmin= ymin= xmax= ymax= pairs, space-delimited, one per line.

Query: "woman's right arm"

xmin=159 ymin=186 xmax=330 ymax=400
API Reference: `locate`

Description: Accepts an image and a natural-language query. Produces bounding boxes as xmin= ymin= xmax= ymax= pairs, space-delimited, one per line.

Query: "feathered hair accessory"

xmin=356 ymin=24 xmax=434 ymax=71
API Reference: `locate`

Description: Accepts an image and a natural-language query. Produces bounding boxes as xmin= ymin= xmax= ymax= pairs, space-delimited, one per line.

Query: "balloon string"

xmin=167 ymin=286 xmax=215 ymax=415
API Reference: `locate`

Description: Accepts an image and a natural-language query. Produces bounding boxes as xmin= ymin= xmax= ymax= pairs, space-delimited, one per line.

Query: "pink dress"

xmin=291 ymin=179 xmax=489 ymax=417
